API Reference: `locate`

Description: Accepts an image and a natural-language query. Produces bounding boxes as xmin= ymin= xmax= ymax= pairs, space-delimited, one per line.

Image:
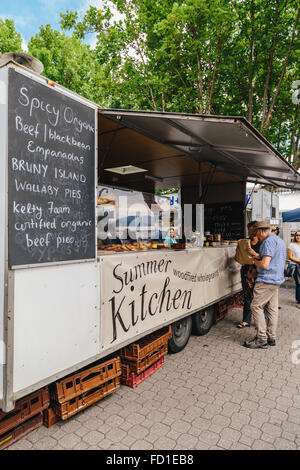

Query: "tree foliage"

xmin=60 ymin=0 xmax=299 ymax=162
xmin=28 ymin=25 xmax=104 ymax=103
xmin=0 ymin=19 xmax=22 ymax=54
xmin=0 ymin=2 xmax=298 ymax=163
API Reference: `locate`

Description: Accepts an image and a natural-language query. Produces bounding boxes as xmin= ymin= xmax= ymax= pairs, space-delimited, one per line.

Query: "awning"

xmin=282 ymin=208 xmax=300 ymax=222
xmin=98 ymin=109 xmax=300 ymax=191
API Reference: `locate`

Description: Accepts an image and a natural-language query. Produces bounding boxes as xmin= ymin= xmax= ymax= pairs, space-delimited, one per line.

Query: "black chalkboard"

xmin=204 ymin=202 xmax=245 ymax=240
xmin=8 ymin=68 xmax=95 ymax=267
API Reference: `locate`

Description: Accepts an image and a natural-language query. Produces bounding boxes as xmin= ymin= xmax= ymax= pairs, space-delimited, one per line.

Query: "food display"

xmin=97 ymin=241 xmax=166 ymax=254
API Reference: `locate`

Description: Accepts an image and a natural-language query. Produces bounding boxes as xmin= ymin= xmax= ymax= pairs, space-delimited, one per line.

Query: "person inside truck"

xmin=235 ymin=220 xmax=260 ymax=329
xmin=164 ymin=228 xmax=178 ymax=245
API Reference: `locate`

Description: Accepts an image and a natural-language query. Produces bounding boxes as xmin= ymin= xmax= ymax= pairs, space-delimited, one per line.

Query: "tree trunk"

xmin=263 ymin=7 xmax=300 ymax=133
xmin=247 ymin=0 xmax=255 ymax=123
xmin=206 ymin=36 xmax=221 ymax=114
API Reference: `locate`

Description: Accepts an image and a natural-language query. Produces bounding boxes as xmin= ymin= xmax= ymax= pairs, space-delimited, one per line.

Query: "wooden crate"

xmin=121 ymin=343 xmax=168 ymax=377
xmin=51 ymin=357 xmax=121 ymax=403
xmin=43 ymin=407 xmax=60 ymax=428
xmin=0 ymin=387 xmax=49 ymax=435
xmin=53 ymin=377 xmax=120 ymax=420
xmin=0 ymin=413 xmax=43 ymax=450
xmin=120 ymin=326 xmax=171 ymax=362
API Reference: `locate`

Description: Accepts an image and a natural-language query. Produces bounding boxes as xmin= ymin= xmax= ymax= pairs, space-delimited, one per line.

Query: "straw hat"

xmin=252 ymin=221 xmax=271 ymax=232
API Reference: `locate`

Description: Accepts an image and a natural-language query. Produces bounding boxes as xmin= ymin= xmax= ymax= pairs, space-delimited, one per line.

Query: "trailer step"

xmin=0 ymin=387 xmax=49 ymax=435
xmin=51 ymin=357 xmax=121 ymax=403
xmin=53 ymin=377 xmax=120 ymax=420
xmin=0 ymin=413 xmax=43 ymax=450
xmin=122 ymin=356 xmax=165 ymax=388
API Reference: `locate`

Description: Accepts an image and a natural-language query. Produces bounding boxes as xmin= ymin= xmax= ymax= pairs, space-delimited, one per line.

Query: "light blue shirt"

xmin=256 ymin=232 xmax=286 ymax=285
xmin=164 ymin=235 xmax=177 ymax=244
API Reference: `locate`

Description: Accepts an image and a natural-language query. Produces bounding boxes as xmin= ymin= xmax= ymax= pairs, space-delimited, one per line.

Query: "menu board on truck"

xmin=7 ymin=68 xmax=96 ymax=267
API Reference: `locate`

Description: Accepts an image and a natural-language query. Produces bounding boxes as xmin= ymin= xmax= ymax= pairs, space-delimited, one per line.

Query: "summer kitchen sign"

xmin=100 ymin=247 xmax=241 ymax=348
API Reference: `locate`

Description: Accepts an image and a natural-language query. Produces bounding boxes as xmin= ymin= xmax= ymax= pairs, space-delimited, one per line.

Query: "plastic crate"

xmin=121 ymin=343 xmax=168 ymax=377
xmin=122 ymin=356 xmax=165 ymax=388
xmin=120 ymin=326 xmax=171 ymax=361
xmin=0 ymin=413 xmax=43 ymax=450
xmin=53 ymin=377 xmax=120 ymax=420
xmin=51 ymin=357 xmax=121 ymax=403
xmin=0 ymin=387 xmax=49 ymax=435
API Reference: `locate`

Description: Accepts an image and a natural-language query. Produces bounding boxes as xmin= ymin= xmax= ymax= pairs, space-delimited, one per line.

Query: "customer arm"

xmin=253 ymin=255 xmax=271 ymax=269
xmin=288 ymin=248 xmax=300 ymax=264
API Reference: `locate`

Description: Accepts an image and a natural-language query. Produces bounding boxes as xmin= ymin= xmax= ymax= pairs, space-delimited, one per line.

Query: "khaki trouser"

xmin=251 ymin=282 xmax=280 ymax=342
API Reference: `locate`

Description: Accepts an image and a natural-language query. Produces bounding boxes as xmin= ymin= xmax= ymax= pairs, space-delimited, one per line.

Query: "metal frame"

xmin=100 ymin=109 xmax=300 ymax=190
xmin=1 ymin=64 xmax=99 ymax=411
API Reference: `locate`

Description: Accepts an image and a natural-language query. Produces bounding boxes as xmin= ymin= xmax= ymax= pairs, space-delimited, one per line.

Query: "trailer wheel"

xmin=168 ymin=316 xmax=192 ymax=354
xmin=192 ymin=305 xmax=215 ymax=336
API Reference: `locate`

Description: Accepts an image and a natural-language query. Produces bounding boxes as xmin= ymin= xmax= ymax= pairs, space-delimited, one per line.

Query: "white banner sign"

xmin=100 ymin=247 xmax=241 ymax=349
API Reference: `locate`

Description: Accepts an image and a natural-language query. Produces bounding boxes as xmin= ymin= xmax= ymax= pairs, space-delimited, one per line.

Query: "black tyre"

xmin=168 ymin=316 xmax=192 ymax=354
xmin=192 ymin=305 xmax=215 ymax=336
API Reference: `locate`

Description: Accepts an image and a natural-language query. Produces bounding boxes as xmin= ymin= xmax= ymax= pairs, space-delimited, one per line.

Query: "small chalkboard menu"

xmin=204 ymin=202 xmax=244 ymax=240
xmin=8 ymin=68 xmax=96 ymax=267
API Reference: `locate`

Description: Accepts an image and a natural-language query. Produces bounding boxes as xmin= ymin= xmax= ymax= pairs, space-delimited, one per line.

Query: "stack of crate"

xmin=49 ymin=356 xmax=121 ymax=422
xmin=0 ymin=387 xmax=50 ymax=450
xmin=120 ymin=326 xmax=171 ymax=387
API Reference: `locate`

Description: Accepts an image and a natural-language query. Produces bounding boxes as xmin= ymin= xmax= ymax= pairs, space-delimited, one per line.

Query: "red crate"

xmin=51 ymin=357 xmax=121 ymax=403
xmin=0 ymin=413 xmax=43 ymax=450
xmin=122 ymin=356 xmax=165 ymax=388
xmin=0 ymin=387 xmax=49 ymax=435
xmin=43 ymin=407 xmax=60 ymax=428
xmin=53 ymin=377 xmax=120 ymax=420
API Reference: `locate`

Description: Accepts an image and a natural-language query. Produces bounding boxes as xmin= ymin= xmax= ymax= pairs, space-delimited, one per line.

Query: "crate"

xmin=122 ymin=356 xmax=165 ymax=388
xmin=121 ymin=342 xmax=168 ymax=377
xmin=43 ymin=407 xmax=60 ymax=428
xmin=0 ymin=413 xmax=43 ymax=450
xmin=120 ymin=326 xmax=171 ymax=362
xmin=53 ymin=377 xmax=120 ymax=420
xmin=51 ymin=357 xmax=121 ymax=403
xmin=0 ymin=387 xmax=49 ymax=435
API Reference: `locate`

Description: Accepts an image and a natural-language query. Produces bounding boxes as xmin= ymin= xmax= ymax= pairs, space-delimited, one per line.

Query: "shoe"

xmin=236 ymin=322 xmax=250 ymax=329
xmin=268 ymin=339 xmax=276 ymax=346
xmin=243 ymin=337 xmax=268 ymax=349
xmin=297 ymin=304 xmax=300 ymax=309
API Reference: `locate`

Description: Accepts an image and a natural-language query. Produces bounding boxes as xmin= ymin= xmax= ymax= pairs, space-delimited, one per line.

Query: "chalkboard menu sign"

xmin=8 ymin=68 xmax=96 ymax=267
xmin=204 ymin=202 xmax=244 ymax=240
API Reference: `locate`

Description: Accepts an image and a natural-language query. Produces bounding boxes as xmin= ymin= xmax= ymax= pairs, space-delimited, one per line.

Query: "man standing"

xmin=244 ymin=221 xmax=286 ymax=349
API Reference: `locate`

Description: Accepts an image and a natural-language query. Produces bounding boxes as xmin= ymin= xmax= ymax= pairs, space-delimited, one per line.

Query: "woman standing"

xmin=236 ymin=221 xmax=260 ymax=328
xmin=288 ymin=231 xmax=300 ymax=307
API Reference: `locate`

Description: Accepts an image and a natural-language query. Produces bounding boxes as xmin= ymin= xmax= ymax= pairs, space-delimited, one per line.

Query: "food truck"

xmin=1 ymin=54 xmax=300 ymax=412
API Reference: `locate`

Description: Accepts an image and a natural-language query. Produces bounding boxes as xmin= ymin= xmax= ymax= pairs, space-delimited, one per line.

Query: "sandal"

xmin=236 ymin=322 xmax=250 ymax=328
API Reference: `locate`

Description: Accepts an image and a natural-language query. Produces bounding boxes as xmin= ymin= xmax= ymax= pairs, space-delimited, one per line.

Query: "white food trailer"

xmin=1 ymin=55 xmax=300 ymax=412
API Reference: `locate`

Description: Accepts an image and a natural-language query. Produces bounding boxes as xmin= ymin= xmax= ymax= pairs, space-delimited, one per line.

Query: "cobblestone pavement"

xmin=8 ymin=285 xmax=300 ymax=450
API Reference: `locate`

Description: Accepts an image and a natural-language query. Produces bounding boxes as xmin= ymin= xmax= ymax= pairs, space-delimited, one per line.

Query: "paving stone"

xmin=82 ymin=430 xmax=105 ymax=446
xmin=261 ymin=422 xmax=282 ymax=438
xmin=32 ymin=436 xmax=58 ymax=450
xmin=131 ymin=440 xmax=153 ymax=450
xmin=175 ymin=433 xmax=198 ymax=449
xmin=252 ymin=439 xmax=275 ymax=450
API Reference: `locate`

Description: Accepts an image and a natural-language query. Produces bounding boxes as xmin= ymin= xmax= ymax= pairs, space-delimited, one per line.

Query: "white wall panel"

xmin=13 ymin=261 xmax=100 ymax=393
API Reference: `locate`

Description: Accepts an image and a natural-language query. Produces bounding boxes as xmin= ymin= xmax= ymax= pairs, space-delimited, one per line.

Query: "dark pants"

xmin=241 ymin=265 xmax=252 ymax=324
xmin=293 ymin=270 xmax=300 ymax=303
